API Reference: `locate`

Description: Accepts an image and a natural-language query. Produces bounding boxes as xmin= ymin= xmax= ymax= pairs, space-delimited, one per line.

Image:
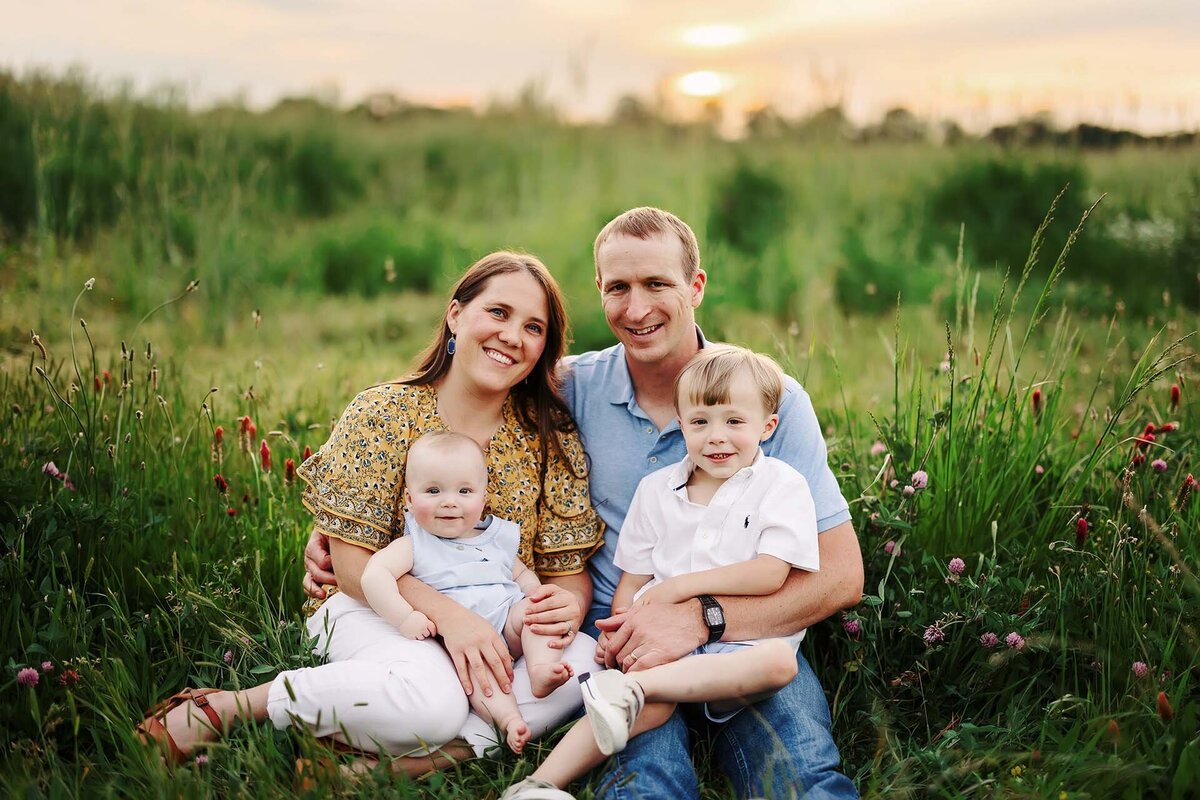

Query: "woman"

xmin=138 ymin=252 xmax=604 ymax=770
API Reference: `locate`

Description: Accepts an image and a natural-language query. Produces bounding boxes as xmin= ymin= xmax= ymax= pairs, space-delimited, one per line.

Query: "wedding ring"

xmin=628 ymin=652 xmax=639 ymax=662
xmin=566 ymin=625 xmax=573 ymax=636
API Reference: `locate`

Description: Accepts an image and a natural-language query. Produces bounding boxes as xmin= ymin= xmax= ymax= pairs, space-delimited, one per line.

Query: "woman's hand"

xmin=437 ymin=605 xmax=515 ymax=697
xmin=303 ymin=530 xmax=338 ymax=599
xmin=523 ymin=584 xmax=580 ymax=649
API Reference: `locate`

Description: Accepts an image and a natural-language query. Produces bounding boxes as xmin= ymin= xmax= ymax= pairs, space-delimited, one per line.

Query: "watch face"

xmin=705 ymin=606 xmax=723 ymax=626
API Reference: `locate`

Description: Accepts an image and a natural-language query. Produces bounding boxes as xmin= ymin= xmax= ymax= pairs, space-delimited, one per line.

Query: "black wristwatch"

xmin=698 ymin=594 xmax=725 ymax=645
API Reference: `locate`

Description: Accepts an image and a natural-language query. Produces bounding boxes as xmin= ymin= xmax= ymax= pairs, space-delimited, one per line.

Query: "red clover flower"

xmin=923 ymin=624 xmax=945 ymax=646
xmin=1075 ymin=518 xmax=1088 ymax=548
xmin=911 ymin=470 xmax=929 ymax=490
xmin=302 ymin=445 xmax=313 ymax=463
xmin=214 ymin=474 xmax=229 ymax=494
xmin=1170 ymin=383 xmax=1180 ymax=411
xmin=1132 ymin=661 xmax=1149 ymax=679
xmin=58 ymin=669 xmax=81 ymax=687
xmin=260 ymin=439 xmax=271 ymax=471
xmin=1157 ymin=691 xmax=1174 ymax=722
xmin=948 ymin=557 xmax=965 ymax=576
xmin=1151 ymin=459 xmax=1167 ymax=473
xmin=884 ymin=540 xmax=900 ymax=556
xmin=980 ymin=632 xmax=999 ymax=648
xmin=1031 ymin=388 xmax=1042 ymax=418
xmin=1005 ymin=632 xmax=1026 ymax=651
xmin=41 ymin=661 xmax=53 ymax=672
xmin=285 ymin=458 xmax=296 ymax=484
xmin=17 ymin=667 xmax=39 ymax=687
xmin=843 ymin=618 xmax=861 ymax=639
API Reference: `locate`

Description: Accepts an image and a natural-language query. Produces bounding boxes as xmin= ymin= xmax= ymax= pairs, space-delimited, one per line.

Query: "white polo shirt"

xmin=613 ymin=451 xmax=820 ymax=648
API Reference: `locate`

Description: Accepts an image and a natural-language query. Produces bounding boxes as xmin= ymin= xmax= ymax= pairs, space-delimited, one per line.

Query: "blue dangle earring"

xmin=446 ymin=335 xmax=457 ymax=356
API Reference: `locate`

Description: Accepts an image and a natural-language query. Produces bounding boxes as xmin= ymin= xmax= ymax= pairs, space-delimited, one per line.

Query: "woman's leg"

xmin=267 ymin=592 xmax=470 ymax=755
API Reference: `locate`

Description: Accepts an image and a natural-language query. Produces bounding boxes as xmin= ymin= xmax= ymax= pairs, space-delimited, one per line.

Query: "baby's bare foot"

xmin=502 ymin=715 xmax=532 ymax=754
xmin=528 ymin=661 xmax=574 ymax=699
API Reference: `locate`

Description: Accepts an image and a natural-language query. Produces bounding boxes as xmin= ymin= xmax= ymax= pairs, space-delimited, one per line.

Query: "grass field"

xmin=2 ymin=73 xmax=1199 ymax=798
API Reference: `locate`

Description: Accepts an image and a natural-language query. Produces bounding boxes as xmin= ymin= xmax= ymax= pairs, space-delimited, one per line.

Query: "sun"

xmin=676 ymin=71 xmax=729 ymax=98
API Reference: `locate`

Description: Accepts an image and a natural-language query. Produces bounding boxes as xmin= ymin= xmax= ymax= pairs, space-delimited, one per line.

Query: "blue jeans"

xmin=591 ymin=651 xmax=857 ymax=800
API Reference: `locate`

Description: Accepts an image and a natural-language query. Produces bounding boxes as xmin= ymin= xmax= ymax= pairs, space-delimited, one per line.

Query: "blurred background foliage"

xmin=2 ymin=69 xmax=1198 ymax=359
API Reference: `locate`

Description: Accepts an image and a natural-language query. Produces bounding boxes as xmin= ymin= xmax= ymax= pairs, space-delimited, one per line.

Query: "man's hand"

xmin=437 ymin=605 xmax=515 ymax=697
xmin=303 ymin=529 xmax=337 ymax=599
xmin=596 ymin=600 xmax=706 ymax=673
xmin=523 ymin=584 xmax=580 ymax=649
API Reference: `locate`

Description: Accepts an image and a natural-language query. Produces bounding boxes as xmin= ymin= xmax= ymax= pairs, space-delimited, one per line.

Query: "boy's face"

xmin=404 ymin=446 xmax=488 ymax=539
xmin=678 ymin=375 xmax=778 ymax=487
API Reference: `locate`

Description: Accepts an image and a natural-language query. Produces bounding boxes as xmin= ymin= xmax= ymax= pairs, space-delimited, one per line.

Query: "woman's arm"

xmin=636 ymin=555 xmax=790 ymax=606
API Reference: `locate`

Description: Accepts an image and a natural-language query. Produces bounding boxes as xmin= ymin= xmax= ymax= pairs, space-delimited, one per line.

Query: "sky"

xmin=3 ymin=0 xmax=1198 ymax=134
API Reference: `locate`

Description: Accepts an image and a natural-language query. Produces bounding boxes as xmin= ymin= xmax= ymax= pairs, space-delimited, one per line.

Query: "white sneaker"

xmin=500 ymin=776 xmax=575 ymax=799
xmin=578 ymin=670 xmax=645 ymax=756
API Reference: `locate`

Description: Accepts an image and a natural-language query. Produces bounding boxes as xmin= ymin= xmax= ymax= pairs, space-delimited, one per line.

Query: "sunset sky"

xmin=4 ymin=0 xmax=1198 ymax=133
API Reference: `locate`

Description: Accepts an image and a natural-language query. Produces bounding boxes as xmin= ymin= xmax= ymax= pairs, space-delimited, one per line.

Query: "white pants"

xmin=266 ymin=592 xmax=594 ymax=757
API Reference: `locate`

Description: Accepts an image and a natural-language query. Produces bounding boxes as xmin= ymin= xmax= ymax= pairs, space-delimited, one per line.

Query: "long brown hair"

xmin=406 ymin=251 xmax=582 ymax=491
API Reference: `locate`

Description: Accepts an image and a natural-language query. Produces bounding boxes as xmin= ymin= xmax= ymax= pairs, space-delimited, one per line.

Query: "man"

xmin=562 ymin=208 xmax=861 ymax=799
xmin=306 ymin=207 xmax=863 ymax=798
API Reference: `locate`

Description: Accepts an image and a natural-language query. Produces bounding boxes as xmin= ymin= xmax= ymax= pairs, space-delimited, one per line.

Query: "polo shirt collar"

xmin=668 ymin=448 xmax=766 ymax=495
xmin=607 ymin=325 xmax=712 ymax=407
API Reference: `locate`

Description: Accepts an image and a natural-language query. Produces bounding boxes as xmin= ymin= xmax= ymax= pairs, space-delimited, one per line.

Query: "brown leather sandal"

xmin=136 ymin=688 xmax=224 ymax=765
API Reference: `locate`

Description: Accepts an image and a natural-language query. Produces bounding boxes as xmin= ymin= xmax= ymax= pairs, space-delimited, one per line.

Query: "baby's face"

xmin=405 ymin=446 xmax=488 ymax=539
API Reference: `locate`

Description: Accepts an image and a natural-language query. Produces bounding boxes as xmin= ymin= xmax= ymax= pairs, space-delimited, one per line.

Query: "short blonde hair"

xmin=407 ymin=431 xmax=486 ymax=475
xmin=593 ymin=207 xmax=700 ymax=281
xmin=673 ymin=345 xmax=785 ymax=415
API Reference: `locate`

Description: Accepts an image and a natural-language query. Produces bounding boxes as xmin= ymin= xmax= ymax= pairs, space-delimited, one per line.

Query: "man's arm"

xmin=602 ymin=521 xmax=863 ymax=671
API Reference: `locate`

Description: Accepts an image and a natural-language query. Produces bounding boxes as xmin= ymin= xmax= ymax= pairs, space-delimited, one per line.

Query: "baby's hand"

xmin=398 ymin=611 xmax=436 ymax=640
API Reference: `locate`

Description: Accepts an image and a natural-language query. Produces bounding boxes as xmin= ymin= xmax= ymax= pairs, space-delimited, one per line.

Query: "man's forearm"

xmin=717 ymin=522 xmax=863 ymax=641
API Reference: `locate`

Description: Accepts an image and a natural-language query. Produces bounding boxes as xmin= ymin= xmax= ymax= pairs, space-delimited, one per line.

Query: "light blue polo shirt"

xmin=561 ymin=329 xmax=852 ymax=623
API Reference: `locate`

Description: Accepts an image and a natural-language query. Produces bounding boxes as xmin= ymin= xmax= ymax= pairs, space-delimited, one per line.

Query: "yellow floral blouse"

xmin=296 ymin=382 xmax=604 ymax=578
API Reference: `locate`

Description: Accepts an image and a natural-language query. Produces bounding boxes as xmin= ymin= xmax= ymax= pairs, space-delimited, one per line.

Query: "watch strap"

xmin=698 ymin=594 xmax=725 ymax=645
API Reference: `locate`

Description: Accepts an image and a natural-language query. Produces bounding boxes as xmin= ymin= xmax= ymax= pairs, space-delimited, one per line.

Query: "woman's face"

xmin=446 ymin=270 xmax=551 ymax=396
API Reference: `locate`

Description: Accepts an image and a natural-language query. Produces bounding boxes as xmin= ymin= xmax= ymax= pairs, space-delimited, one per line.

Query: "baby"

xmin=360 ymin=430 xmax=573 ymax=753
xmin=503 ymin=345 xmax=820 ymax=799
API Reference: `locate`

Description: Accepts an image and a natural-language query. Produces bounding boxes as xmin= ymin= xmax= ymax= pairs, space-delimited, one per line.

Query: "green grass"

xmin=1 ymin=72 xmax=1199 ymax=798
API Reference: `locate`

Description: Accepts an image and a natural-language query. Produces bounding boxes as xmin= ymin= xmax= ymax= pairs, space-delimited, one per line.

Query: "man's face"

xmin=596 ymin=232 xmax=706 ymax=367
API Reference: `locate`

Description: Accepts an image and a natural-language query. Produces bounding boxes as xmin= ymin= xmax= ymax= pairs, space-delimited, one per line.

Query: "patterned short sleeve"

xmin=295 ymin=384 xmax=413 ymax=552
xmin=532 ymin=427 xmax=604 ymax=577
